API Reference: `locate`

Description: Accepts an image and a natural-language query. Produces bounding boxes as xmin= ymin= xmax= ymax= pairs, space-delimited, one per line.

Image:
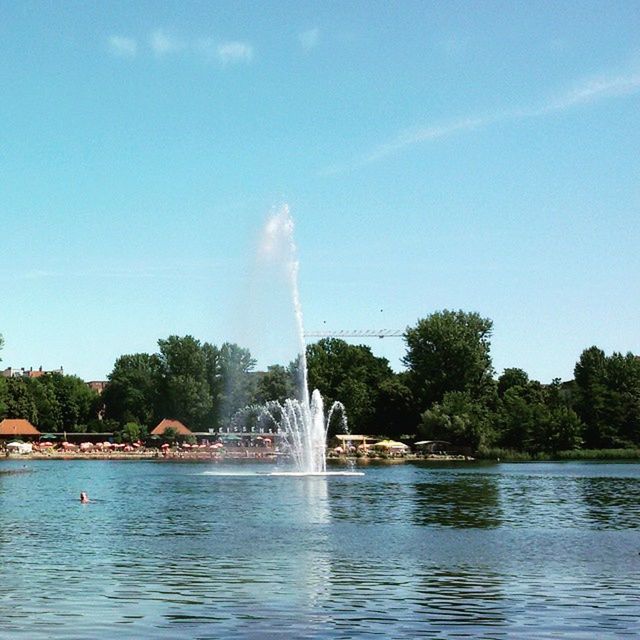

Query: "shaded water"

xmin=1 ymin=460 xmax=639 ymax=638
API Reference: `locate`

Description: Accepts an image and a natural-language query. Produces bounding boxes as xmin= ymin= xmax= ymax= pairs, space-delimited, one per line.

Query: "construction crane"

xmin=303 ymin=329 xmax=403 ymax=339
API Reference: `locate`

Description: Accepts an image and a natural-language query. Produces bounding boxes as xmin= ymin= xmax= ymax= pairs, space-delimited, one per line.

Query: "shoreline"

xmin=4 ymin=450 xmax=638 ymax=463
xmin=1 ymin=450 xmax=471 ymax=463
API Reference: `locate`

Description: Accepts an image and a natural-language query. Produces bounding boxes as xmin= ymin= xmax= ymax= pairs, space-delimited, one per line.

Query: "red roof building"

xmin=0 ymin=418 xmax=41 ymax=437
xmin=150 ymin=419 xmax=192 ymax=436
xmin=87 ymin=381 xmax=107 ymax=394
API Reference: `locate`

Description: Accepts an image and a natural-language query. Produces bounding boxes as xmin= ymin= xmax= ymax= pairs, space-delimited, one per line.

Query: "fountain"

xmin=254 ymin=205 xmax=362 ymax=476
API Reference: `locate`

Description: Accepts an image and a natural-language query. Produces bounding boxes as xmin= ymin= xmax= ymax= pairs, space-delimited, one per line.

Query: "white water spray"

xmin=259 ymin=205 xmax=310 ymax=406
xmin=257 ymin=205 xmax=351 ymax=474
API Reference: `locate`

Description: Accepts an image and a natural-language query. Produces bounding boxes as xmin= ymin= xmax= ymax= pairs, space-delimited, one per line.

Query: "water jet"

xmin=237 ymin=205 xmax=363 ymax=476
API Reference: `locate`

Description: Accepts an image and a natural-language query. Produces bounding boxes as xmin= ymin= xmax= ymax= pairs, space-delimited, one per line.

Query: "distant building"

xmin=87 ymin=381 xmax=108 ymax=394
xmin=1 ymin=366 xmax=64 ymax=379
xmin=151 ymin=419 xmax=193 ymax=436
xmin=0 ymin=418 xmax=41 ymax=438
xmin=333 ymin=434 xmax=379 ymax=450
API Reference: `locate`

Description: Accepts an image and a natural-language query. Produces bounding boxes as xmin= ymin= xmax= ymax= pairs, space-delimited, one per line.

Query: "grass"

xmin=553 ymin=448 xmax=640 ymax=460
xmin=476 ymin=447 xmax=640 ymax=462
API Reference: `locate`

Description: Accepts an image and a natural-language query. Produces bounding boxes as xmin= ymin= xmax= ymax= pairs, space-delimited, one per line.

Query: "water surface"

xmin=1 ymin=460 xmax=638 ymax=638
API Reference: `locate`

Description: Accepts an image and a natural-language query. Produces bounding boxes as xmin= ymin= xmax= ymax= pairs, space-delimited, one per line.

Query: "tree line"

xmin=1 ymin=310 xmax=639 ymax=455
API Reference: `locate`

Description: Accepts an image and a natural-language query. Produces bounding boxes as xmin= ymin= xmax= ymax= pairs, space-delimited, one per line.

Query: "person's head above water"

xmin=80 ymin=492 xmax=89 ymax=503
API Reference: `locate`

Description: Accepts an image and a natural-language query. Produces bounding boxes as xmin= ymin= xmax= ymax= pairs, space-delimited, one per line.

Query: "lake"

xmin=1 ymin=459 xmax=638 ymax=639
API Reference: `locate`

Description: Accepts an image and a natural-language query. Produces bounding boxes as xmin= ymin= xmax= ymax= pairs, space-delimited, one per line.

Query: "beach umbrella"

xmin=373 ymin=439 xmax=409 ymax=450
xmin=181 ymin=443 xmax=191 ymax=448
xmin=8 ymin=441 xmax=32 ymax=453
xmin=161 ymin=443 xmax=170 ymax=449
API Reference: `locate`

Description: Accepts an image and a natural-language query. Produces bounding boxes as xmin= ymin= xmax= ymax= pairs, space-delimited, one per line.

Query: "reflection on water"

xmin=578 ymin=476 xmax=640 ymax=529
xmin=0 ymin=460 xmax=639 ymax=639
xmin=413 ymin=475 xmax=502 ymax=528
xmin=414 ymin=566 xmax=507 ymax=631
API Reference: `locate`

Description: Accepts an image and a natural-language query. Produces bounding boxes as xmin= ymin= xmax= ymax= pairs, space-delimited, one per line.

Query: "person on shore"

xmin=80 ymin=492 xmax=90 ymax=503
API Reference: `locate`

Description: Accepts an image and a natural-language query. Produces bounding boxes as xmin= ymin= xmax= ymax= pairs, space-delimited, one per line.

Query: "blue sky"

xmin=1 ymin=1 xmax=639 ymax=382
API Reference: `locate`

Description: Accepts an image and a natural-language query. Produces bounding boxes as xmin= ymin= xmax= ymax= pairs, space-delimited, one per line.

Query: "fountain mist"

xmin=257 ymin=205 xmax=347 ymax=474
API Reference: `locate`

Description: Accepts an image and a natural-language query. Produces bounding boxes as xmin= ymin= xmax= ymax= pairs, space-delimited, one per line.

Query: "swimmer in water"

xmin=80 ymin=492 xmax=89 ymax=503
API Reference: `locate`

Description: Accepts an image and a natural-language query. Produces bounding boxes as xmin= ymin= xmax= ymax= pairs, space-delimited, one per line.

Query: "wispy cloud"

xmin=322 ymin=65 xmax=640 ymax=174
xmin=299 ymin=28 xmax=320 ymax=52
xmin=107 ymin=35 xmax=137 ymax=58
xmin=216 ymin=41 xmax=253 ymax=65
xmin=106 ymin=29 xmax=255 ymax=67
xmin=149 ymin=29 xmax=185 ymax=57
xmin=530 ymin=71 xmax=640 ymax=114
xmin=364 ymin=117 xmax=487 ymax=165
xmin=320 ymin=117 xmax=489 ymax=176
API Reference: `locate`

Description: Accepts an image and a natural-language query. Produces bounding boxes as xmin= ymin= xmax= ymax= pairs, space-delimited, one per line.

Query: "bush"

xmin=554 ymin=448 xmax=640 ymax=460
xmin=476 ymin=447 xmax=535 ymax=462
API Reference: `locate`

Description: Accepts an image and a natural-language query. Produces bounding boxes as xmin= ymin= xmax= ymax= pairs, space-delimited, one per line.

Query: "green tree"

xmin=253 ymin=365 xmax=296 ymax=405
xmin=48 ymin=373 xmax=98 ymax=432
xmin=602 ymin=352 xmax=640 ymax=447
xmin=494 ymin=377 xmax=583 ymax=454
xmin=574 ymin=346 xmax=610 ymax=447
xmin=403 ymin=310 xmax=495 ymax=413
xmin=3 ymin=378 xmax=39 ymax=425
xmin=497 ymin=368 xmax=530 ymax=398
xmin=103 ymin=353 xmax=160 ymax=426
xmin=0 ymin=376 xmax=8 ymax=418
xmin=373 ymin=375 xmax=415 ymax=440
xmin=202 ymin=342 xmax=223 ymax=423
xmin=120 ymin=421 xmax=148 ymax=444
xmin=542 ymin=406 xmax=584 ymax=452
xmin=306 ymin=338 xmax=395 ymax=434
xmin=541 ymin=378 xmax=583 ymax=451
xmin=156 ymin=335 xmax=213 ymax=430
xmin=573 ymin=347 xmax=640 ymax=448
xmin=218 ymin=342 xmax=257 ymax=425
xmin=29 ymin=377 xmax=63 ymax=432
xmin=161 ymin=426 xmax=178 ymax=445
xmin=495 ymin=380 xmax=552 ymax=453
xmin=419 ymin=391 xmax=492 ymax=450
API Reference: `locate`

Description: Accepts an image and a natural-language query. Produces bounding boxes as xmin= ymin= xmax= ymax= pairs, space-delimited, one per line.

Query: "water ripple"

xmin=0 ymin=460 xmax=639 ymax=638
